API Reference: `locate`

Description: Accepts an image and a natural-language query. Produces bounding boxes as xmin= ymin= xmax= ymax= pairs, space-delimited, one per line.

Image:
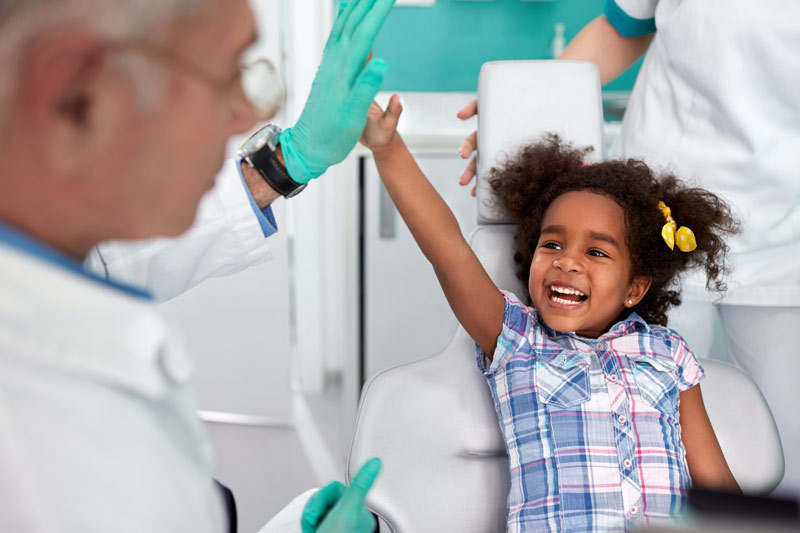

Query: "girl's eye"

xmin=588 ymin=249 xmax=608 ymax=258
xmin=542 ymin=242 xmax=562 ymax=250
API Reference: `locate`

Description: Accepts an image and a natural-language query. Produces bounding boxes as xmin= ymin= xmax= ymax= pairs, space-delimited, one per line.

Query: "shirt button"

xmin=596 ymin=342 xmax=605 ymax=351
xmin=623 ymin=459 xmax=632 ymax=468
xmin=618 ymin=415 xmax=627 ymax=424
xmin=609 ymin=375 xmax=618 ymax=382
xmin=630 ymin=506 xmax=638 ymax=514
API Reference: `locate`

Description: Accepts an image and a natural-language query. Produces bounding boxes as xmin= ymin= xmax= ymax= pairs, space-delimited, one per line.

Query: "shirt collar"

xmin=0 ymin=221 xmax=152 ymax=300
xmin=538 ymin=311 xmax=650 ymax=343
xmin=604 ymin=312 xmax=650 ymax=338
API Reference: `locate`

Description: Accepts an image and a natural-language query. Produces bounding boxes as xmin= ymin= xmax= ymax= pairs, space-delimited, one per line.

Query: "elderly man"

xmin=0 ymin=0 xmax=393 ymax=531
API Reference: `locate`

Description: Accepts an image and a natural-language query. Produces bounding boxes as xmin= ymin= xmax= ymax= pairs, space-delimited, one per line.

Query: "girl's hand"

xmin=360 ymin=93 xmax=402 ymax=152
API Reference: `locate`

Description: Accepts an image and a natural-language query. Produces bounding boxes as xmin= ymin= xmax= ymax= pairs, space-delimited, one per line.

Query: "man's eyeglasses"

xmin=109 ymin=39 xmax=285 ymax=121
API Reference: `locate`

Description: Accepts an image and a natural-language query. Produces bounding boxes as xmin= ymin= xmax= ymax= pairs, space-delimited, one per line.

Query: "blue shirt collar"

xmin=0 ymin=221 xmax=152 ymax=300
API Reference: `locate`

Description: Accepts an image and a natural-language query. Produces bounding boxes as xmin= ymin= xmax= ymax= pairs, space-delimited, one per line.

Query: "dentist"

xmin=0 ymin=0 xmax=393 ymax=531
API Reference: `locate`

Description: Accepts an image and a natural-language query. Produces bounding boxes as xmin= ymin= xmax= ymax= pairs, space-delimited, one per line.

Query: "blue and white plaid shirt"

xmin=477 ymin=291 xmax=704 ymax=532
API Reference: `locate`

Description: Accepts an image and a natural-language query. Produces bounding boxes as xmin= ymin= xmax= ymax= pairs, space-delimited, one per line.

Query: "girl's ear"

xmin=625 ymin=276 xmax=652 ymax=307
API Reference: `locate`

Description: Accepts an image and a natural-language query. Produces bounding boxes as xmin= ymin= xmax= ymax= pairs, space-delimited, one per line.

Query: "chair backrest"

xmin=347 ymin=61 xmax=784 ymax=533
xmin=698 ymin=359 xmax=784 ymax=492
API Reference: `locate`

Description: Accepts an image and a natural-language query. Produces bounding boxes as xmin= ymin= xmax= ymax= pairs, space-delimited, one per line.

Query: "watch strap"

xmin=247 ymin=144 xmax=305 ymax=198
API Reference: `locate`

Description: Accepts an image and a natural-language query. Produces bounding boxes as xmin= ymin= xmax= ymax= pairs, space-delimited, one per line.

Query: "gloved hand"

xmin=300 ymin=458 xmax=381 ymax=533
xmin=279 ymin=0 xmax=396 ymax=184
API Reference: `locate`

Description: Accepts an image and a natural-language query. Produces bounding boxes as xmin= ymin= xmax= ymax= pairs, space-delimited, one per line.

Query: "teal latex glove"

xmin=279 ymin=0 xmax=395 ymax=184
xmin=300 ymin=458 xmax=381 ymax=533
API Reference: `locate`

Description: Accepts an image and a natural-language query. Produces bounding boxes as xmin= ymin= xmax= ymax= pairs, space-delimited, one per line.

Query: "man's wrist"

xmin=240 ymin=161 xmax=281 ymax=208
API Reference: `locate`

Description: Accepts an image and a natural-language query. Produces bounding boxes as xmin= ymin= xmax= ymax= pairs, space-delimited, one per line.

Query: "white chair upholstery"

xmin=347 ymin=61 xmax=784 ymax=532
xmin=699 ymin=359 xmax=784 ymax=492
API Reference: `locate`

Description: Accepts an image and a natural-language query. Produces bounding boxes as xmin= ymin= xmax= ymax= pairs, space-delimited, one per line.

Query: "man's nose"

xmin=228 ymin=101 xmax=258 ymax=136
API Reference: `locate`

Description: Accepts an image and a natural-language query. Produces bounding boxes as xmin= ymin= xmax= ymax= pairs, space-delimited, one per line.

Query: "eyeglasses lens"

xmin=241 ymin=59 xmax=285 ymax=121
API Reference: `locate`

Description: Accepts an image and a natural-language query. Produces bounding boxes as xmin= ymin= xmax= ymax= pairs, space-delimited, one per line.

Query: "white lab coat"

xmin=85 ymin=159 xmax=275 ymax=301
xmin=0 ymin=243 xmax=227 ymax=532
xmin=611 ymin=0 xmax=800 ymax=306
xmin=0 ymin=160 xmax=307 ymax=531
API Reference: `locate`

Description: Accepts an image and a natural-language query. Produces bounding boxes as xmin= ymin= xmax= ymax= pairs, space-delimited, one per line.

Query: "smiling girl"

xmin=361 ymin=95 xmax=741 ymax=532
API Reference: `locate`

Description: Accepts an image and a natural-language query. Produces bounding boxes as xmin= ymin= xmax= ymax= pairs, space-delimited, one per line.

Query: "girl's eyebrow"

xmin=587 ymin=230 xmax=620 ymax=249
xmin=540 ymin=225 xmax=564 ymax=236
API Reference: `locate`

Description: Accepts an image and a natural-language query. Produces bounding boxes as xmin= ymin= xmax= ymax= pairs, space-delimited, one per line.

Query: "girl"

xmin=361 ymin=94 xmax=741 ymax=532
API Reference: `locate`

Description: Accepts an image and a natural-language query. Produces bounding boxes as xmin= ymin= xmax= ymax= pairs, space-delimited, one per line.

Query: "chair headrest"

xmin=476 ymin=60 xmax=605 ymax=225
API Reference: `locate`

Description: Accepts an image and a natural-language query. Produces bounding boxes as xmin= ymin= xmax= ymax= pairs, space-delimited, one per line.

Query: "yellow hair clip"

xmin=658 ymin=201 xmax=697 ymax=252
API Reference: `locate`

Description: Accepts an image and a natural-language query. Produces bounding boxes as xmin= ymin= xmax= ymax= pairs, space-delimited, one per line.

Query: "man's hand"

xmin=360 ymin=94 xmax=402 ymax=153
xmin=279 ymin=0 xmax=396 ymax=185
xmin=300 ymin=458 xmax=381 ymax=533
xmin=456 ymin=99 xmax=478 ymax=197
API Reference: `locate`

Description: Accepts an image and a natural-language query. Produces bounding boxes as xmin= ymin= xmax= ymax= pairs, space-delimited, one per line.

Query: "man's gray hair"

xmin=0 ymin=0 xmax=206 ymax=39
xmin=0 ymin=0 xmax=209 ymax=114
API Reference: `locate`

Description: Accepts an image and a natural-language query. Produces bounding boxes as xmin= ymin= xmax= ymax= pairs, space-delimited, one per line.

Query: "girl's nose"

xmin=552 ymin=255 xmax=582 ymax=273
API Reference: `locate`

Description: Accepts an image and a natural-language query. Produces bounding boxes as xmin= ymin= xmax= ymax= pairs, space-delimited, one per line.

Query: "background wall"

xmin=372 ymin=0 xmax=642 ymax=93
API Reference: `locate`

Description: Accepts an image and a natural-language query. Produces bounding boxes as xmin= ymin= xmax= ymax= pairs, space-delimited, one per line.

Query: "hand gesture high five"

xmin=279 ymin=0 xmax=396 ymax=184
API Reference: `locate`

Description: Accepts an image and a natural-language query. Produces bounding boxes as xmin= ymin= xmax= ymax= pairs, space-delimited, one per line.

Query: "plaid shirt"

xmin=477 ymin=291 xmax=703 ymax=532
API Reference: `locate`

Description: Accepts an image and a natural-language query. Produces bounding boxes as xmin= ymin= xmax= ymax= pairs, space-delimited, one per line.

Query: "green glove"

xmin=279 ymin=0 xmax=395 ymax=184
xmin=300 ymin=458 xmax=381 ymax=533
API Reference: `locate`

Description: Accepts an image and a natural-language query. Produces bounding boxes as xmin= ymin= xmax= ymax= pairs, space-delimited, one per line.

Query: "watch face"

xmin=283 ymin=182 xmax=307 ymax=199
xmin=238 ymin=125 xmax=277 ymax=158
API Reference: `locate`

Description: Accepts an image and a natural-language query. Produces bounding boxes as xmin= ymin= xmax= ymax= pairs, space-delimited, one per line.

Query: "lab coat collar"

xmin=0 ymin=238 xmax=192 ymax=399
xmin=0 ymin=221 xmax=152 ymax=300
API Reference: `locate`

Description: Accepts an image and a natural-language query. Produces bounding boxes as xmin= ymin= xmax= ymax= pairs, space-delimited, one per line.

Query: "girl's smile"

xmin=545 ymin=283 xmax=588 ymax=307
xmin=529 ymin=190 xmax=651 ymax=338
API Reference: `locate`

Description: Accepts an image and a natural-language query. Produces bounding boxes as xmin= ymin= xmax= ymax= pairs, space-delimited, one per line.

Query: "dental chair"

xmin=347 ymin=61 xmax=785 ymax=533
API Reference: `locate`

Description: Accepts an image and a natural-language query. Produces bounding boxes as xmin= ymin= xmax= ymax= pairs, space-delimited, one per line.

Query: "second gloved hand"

xmin=279 ymin=0 xmax=395 ymax=184
xmin=300 ymin=458 xmax=382 ymax=533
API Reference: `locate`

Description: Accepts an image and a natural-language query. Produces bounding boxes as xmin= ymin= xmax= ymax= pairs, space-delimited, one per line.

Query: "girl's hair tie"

xmin=658 ymin=201 xmax=697 ymax=252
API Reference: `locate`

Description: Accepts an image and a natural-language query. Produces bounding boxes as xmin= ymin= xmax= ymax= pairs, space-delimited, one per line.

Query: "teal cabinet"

xmin=370 ymin=0 xmax=642 ymax=93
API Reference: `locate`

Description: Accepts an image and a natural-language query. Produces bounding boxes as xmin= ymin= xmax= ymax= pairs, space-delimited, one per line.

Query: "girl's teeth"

xmin=551 ymin=295 xmax=581 ymax=306
xmin=551 ymin=286 xmax=586 ymax=297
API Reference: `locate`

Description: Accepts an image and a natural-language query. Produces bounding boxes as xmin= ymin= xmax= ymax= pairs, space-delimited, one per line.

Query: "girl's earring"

xmin=627 ymin=299 xmax=633 ymax=306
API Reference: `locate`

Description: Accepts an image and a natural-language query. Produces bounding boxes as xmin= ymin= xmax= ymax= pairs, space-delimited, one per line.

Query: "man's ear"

xmin=625 ymin=275 xmax=652 ymax=307
xmin=17 ymin=30 xmax=108 ymax=173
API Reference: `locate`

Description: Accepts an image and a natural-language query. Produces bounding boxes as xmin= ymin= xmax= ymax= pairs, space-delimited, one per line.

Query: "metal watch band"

xmin=247 ymin=142 xmax=306 ymax=199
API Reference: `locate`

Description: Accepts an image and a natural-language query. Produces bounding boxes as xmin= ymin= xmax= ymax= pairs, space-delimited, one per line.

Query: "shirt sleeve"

xmin=670 ymin=332 xmax=705 ymax=391
xmin=475 ymin=290 xmax=536 ymax=376
xmin=604 ymin=0 xmax=658 ymax=38
xmin=236 ymin=159 xmax=278 ymax=238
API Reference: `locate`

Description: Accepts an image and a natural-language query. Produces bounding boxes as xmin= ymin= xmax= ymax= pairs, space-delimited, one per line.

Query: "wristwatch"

xmin=237 ymin=124 xmax=306 ymax=198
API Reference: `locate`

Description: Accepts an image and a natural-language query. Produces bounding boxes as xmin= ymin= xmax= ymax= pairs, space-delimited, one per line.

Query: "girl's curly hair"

xmin=489 ymin=134 xmax=740 ymax=327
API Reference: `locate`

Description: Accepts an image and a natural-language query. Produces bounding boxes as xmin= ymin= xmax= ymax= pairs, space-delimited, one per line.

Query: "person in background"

xmin=0 ymin=0 xmax=394 ymax=530
xmin=457 ymin=0 xmax=800 ymax=496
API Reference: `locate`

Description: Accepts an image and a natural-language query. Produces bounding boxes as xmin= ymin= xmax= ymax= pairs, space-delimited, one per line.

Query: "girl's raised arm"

xmin=361 ymin=96 xmax=505 ymax=357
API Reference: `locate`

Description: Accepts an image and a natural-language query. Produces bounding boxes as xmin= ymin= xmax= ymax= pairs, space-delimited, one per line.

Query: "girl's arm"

xmin=679 ymin=385 xmax=741 ymax=493
xmin=559 ymin=15 xmax=654 ymax=85
xmin=362 ymin=96 xmax=505 ymax=357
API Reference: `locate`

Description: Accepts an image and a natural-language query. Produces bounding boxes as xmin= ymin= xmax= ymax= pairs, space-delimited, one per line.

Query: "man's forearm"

xmin=559 ymin=15 xmax=654 ymax=85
